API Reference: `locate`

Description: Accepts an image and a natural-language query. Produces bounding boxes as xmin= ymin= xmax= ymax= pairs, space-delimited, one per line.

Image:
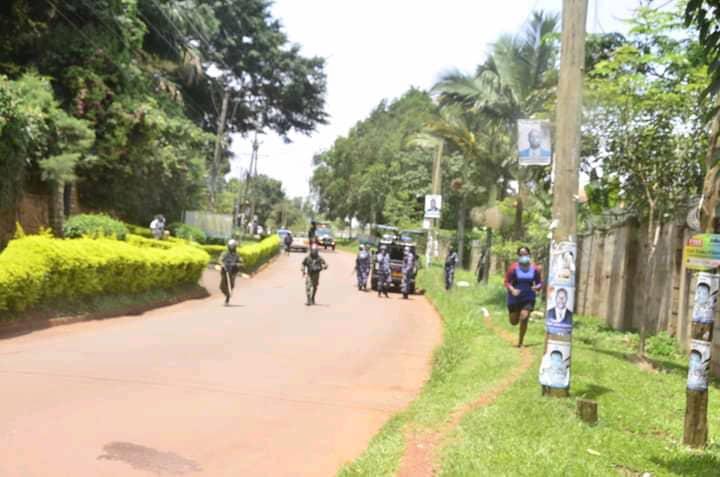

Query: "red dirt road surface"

xmin=0 ymin=251 xmax=441 ymax=477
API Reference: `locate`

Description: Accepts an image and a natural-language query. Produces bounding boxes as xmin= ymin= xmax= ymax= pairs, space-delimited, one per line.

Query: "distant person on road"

xmin=401 ymin=246 xmax=416 ymax=299
xmin=308 ymin=221 xmax=318 ymax=245
xmin=444 ymin=244 xmax=459 ymax=290
xmin=283 ymin=232 xmax=293 ymax=255
xmin=150 ymin=214 xmax=165 ymax=240
xmin=504 ymin=246 xmax=543 ymax=347
xmin=375 ymin=244 xmax=391 ymax=298
xmin=355 ymin=244 xmax=371 ymax=291
xmin=302 ymin=245 xmax=328 ymax=306
xmin=219 ymin=239 xmax=243 ymax=306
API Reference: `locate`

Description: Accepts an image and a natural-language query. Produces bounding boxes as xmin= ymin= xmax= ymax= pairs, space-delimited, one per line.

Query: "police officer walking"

xmin=445 ymin=244 xmax=459 ymax=290
xmin=219 ymin=239 xmax=243 ymax=305
xmin=400 ymin=246 xmax=416 ymax=299
xmin=302 ymin=245 xmax=328 ymax=305
xmin=355 ymin=244 xmax=371 ymax=291
xmin=375 ymin=244 xmax=391 ymax=298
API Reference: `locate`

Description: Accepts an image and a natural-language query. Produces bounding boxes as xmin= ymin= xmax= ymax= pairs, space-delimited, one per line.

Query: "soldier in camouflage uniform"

xmin=375 ymin=244 xmax=391 ymax=298
xmin=219 ymin=239 xmax=243 ymax=305
xmin=302 ymin=246 xmax=328 ymax=305
xmin=400 ymin=246 xmax=416 ymax=299
xmin=355 ymin=244 xmax=371 ymax=291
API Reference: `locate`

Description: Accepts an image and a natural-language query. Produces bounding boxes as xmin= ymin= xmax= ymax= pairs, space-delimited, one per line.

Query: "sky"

xmin=228 ymin=0 xmax=647 ymax=198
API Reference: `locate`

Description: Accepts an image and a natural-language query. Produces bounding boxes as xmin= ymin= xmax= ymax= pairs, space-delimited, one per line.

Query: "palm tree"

xmin=433 ymin=10 xmax=559 ymax=239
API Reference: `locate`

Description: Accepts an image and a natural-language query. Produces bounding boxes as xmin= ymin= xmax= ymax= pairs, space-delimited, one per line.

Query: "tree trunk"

xmin=49 ymin=180 xmax=65 ymax=238
xmin=638 ymin=217 xmax=660 ymax=357
xmin=483 ymin=228 xmax=492 ymax=284
xmin=457 ymin=194 xmax=467 ymax=268
xmin=514 ymin=177 xmax=525 ymax=240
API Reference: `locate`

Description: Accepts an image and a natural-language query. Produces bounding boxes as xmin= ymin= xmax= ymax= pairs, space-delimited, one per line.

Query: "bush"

xmin=202 ymin=244 xmax=226 ymax=262
xmin=237 ymin=235 xmax=281 ymax=272
xmin=0 ymin=235 xmax=208 ymax=313
xmin=169 ymin=222 xmax=207 ymax=243
xmin=126 ymin=223 xmax=153 ymax=238
xmin=64 ymin=214 xmax=128 ymax=240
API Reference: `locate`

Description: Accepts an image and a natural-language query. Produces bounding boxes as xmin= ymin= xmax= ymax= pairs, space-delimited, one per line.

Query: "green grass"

xmin=340 ymin=266 xmax=720 ymax=477
xmin=338 ymin=265 xmax=520 ymax=476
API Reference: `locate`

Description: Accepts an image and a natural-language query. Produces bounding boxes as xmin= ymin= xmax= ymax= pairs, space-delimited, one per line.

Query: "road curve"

xmin=0 ymin=250 xmax=441 ymax=476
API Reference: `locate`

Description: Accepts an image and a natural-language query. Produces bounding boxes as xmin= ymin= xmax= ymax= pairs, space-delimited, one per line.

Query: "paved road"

xmin=0 ymin=251 xmax=441 ymax=476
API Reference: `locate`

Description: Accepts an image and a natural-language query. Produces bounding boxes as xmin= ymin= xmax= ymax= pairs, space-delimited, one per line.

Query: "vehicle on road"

xmin=290 ymin=234 xmax=309 ymax=252
xmin=316 ymin=228 xmax=336 ymax=250
xmin=371 ymin=237 xmax=417 ymax=294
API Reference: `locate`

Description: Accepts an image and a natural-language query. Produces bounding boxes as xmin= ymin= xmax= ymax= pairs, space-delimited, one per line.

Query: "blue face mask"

xmin=518 ymin=255 xmax=531 ymax=265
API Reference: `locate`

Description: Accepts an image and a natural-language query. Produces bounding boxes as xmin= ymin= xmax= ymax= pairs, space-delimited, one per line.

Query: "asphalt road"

xmin=0 ymin=250 xmax=441 ymax=476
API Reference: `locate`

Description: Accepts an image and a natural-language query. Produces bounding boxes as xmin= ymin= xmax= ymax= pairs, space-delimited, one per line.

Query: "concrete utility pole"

xmin=541 ymin=0 xmax=588 ymax=398
xmin=210 ymin=89 xmax=230 ymax=209
xmin=426 ymin=142 xmax=444 ymax=267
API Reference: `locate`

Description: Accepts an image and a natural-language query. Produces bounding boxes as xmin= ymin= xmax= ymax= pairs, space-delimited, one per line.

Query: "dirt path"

xmin=0 ymin=251 xmax=442 ymax=477
xmin=397 ymin=310 xmax=534 ymax=477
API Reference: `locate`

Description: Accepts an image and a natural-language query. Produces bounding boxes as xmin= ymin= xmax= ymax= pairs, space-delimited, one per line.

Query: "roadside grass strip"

xmin=338 ymin=266 xmax=521 ymax=476
xmin=436 ymin=275 xmax=720 ymax=476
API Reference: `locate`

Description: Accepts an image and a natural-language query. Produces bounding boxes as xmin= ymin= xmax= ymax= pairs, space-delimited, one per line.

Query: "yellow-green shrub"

xmin=0 ymin=235 xmax=209 ymax=313
xmin=237 ymin=235 xmax=281 ymax=272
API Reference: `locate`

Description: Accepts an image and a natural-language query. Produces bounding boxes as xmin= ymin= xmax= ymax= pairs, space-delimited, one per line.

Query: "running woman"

xmin=504 ymin=246 xmax=543 ymax=347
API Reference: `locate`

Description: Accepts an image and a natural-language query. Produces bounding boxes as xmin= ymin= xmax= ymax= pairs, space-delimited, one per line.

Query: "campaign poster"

xmin=424 ymin=194 xmax=442 ymax=219
xmin=545 ymin=286 xmax=575 ymax=336
xmin=692 ymin=272 xmax=720 ymax=324
xmin=539 ymin=339 xmax=571 ymax=389
xmin=517 ymin=119 xmax=552 ymax=166
xmin=688 ymin=339 xmax=712 ymax=392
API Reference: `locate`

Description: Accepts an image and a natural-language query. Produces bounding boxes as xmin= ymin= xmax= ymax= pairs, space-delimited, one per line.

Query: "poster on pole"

xmin=692 ymin=272 xmax=720 ymax=324
xmin=424 ymin=194 xmax=442 ymax=219
xmin=517 ymin=119 xmax=552 ymax=166
xmin=545 ymin=241 xmax=576 ymax=336
xmin=539 ymin=339 xmax=571 ymax=389
xmin=683 ymin=234 xmax=720 ymax=271
xmin=688 ymin=339 xmax=712 ymax=391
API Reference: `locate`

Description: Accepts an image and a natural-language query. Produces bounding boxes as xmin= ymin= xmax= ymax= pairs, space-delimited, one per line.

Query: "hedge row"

xmin=0 ymin=235 xmax=209 ymax=313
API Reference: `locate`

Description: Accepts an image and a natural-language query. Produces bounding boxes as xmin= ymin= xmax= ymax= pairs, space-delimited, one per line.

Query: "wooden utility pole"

xmin=541 ymin=0 xmax=588 ymax=398
xmin=426 ymin=142 xmax=443 ymax=267
xmin=210 ymin=90 xmax=230 ymax=209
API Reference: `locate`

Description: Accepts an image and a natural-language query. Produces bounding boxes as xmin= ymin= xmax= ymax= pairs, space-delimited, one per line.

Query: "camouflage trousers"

xmin=357 ymin=266 xmax=370 ymax=287
xmin=377 ymin=272 xmax=391 ymax=292
xmin=401 ymin=272 xmax=414 ymax=295
xmin=220 ymin=270 xmax=237 ymax=298
xmin=445 ymin=266 xmax=455 ymax=290
xmin=305 ymin=272 xmax=320 ymax=302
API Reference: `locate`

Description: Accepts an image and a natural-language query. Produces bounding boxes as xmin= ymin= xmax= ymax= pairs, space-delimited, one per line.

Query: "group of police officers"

xmin=216 ymin=225 xmax=460 ymax=306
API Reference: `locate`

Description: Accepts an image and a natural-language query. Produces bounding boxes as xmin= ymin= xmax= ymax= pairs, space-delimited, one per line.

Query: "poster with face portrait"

xmin=692 ymin=272 xmax=720 ymax=324
xmin=688 ymin=339 xmax=712 ymax=392
xmin=539 ymin=339 xmax=571 ymax=389
xmin=424 ymin=194 xmax=442 ymax=219
xmin=545 ymin=286 xmax=575 ymax=336
xmin=517 ymin=119 xmax=552 ymax=166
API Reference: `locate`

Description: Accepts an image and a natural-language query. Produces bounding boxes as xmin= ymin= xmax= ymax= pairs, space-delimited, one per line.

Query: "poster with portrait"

xmin=688 ymin=339 xmax=712 ymax=392
xmin=424 ymin=194 xmax=442 ymax=219
xmin=539 ymin=339 xmax=571 ymax=389
xmin=692 ymin=272 xmax=720 ymax=324
xmin=545 ymin=286 xmax=575 ymax=336
xmin=517 ymin=119 xmax=552 ymax=166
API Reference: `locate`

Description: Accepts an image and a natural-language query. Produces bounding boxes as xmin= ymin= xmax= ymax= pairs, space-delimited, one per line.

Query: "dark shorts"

xmin=508 ymin=301 xmax=535 ymax=313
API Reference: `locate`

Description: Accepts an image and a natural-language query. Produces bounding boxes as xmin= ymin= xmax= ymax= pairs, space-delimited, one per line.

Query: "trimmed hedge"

xmin=238 ymin=235 xmax=281 ymax=272
xmin=0 ymin=235 xmax=209 ymax=313
xmin=64 ymin=214 xmax=129 ymax=240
